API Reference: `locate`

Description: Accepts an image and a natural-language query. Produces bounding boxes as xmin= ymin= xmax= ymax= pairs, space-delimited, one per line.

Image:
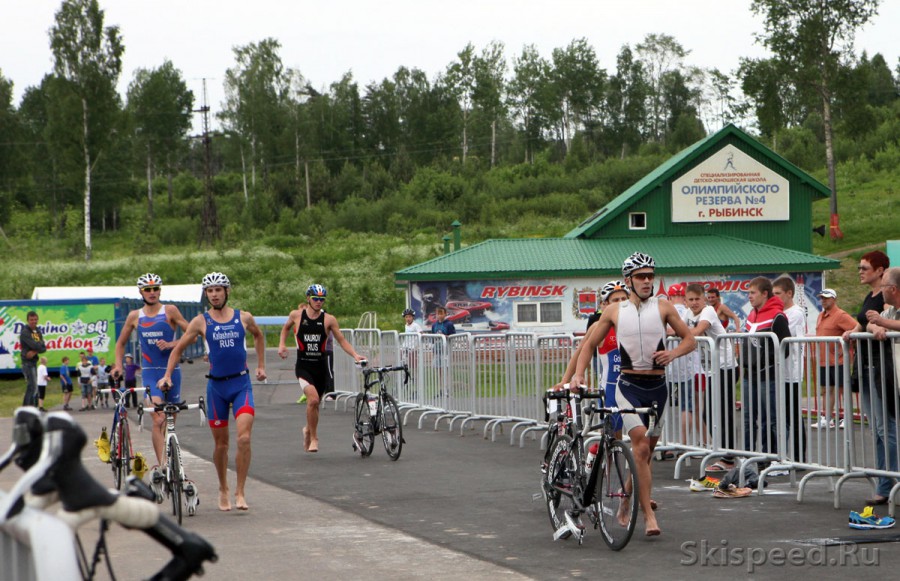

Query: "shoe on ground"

xmin=132 ymin=453 xmax=148 ymax=480
xmin=689 ymin=476 xmax=720 ymax=492
xmin=849 ymin=506 xmax=896 ymax=529
xmin=713 ymin=484 xmax=752 ymax=498
xmin=706 ymin=460 xmax=734 ymax=473
xmin=94 ymin=429 xmax=111 ymax=463
xmin=838 ymin=419 xmax=846 ymax=429
xmin=297 ymin=394 xmax=307 ymax=404
xmin=813 ymin=417 xmax=830 ymax=429
xmin=63 ymin=405 xmax=72 ymax=411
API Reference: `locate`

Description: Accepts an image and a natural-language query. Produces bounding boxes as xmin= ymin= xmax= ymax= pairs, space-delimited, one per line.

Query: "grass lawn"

xmin=0 ymin=377 xmax=65 ymax=417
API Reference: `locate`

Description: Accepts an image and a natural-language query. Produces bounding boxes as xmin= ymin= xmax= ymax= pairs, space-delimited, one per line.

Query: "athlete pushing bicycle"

xmin=571 ymin=252 xmax=696 ymax=537
xmin=160 ymin=272 xmax=267 ymax=513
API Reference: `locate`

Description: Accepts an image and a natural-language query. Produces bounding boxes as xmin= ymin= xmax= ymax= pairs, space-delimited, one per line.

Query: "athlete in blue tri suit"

xmin=161 ymin=272 xmax=267 ymax=512
xmin=113 ymin=273 xmax=190 ymax=467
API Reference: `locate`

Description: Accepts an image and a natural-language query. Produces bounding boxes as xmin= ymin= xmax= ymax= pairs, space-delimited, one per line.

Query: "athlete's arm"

xmin=158 ymin=314 xmax=205 ymax=389
xmin=554 ymin=322 xmax=607 ymax=390
xmin=242 ymin=310 xmax=268 ymax=381
xmin=112 ymin=310 xmax=139 ymax=379
xmin=278 ymin=310 xmax=300 ymax=360
xmin=156 ymin=305 xmax=190 ymax=350
xmin=653 ymin=301 xmax=697 ymax=367
xmin=327 ymin=315 xmax=365 ymax=362
xmin=571 ymin=306 xmax=616 ymax=388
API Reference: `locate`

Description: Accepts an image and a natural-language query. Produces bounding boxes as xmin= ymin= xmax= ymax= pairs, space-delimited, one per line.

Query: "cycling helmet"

xmin=306 ymin=284 xmax=327 ymax=298
xmin=621 ymin=252 xmax=656 ymax=277
xmin=201 ymin=272 xmax=231 ymax=289
xmin=600 ymin=280 xmax=629 ymax=302
xmin=136 ymin=273 xmax=162 ymax=289
xmin=402 ymin=308 xmax=415 ymax=317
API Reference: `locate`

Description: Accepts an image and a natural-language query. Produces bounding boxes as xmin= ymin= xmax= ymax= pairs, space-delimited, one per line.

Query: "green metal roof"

xmin=395 ymin=235 xmax=839 ymax=282
xmin=565 ymin=123 xmax=832 ymax=239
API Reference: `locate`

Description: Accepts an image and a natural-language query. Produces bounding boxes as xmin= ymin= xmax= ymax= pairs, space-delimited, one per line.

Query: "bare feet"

xmin=644 ymin=514 xmax=661 ymax=536
xmin=235 ymin=493 xmax=249 ymax=511
xmin=616 ymin=498 xmax=632 ymax=527
xmin=302 ymin=426 xmax=311 ymax=452
xmin=308 ymin=438 xmax=319 ymax=453
xmin=218 ymin=489 xmax=232 ymax=512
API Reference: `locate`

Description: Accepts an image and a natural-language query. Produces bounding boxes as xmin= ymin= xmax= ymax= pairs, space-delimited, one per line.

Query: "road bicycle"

xmin=98 ymin=381 xmax=147 ymax=490
xmin=142 ymin=398 xmax=206 ymax=525
xmin=352 ymin=361 xmax=407 ymax=460
xmin=542 ymin=387 xmax=658 ymax=551
xmin=0 ymin=407 xmax=217 ymax=580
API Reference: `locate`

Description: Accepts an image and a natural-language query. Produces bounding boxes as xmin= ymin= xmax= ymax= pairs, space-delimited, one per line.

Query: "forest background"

xmin=0 ymin=0 xmax=897 ymax=332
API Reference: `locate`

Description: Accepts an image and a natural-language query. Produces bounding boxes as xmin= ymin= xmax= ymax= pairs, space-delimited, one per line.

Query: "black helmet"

xmin=402 ymin=308 xmax=415 ymax=317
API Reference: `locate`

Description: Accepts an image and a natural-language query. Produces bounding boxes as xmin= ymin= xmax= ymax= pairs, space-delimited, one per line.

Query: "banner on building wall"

xmin=672 ymin=146 xmax=790 ymax=223
xmin=409 ymin=272 xmax=824 ymax=335
xmin=0 ymin=303 xmax=117 ymax=371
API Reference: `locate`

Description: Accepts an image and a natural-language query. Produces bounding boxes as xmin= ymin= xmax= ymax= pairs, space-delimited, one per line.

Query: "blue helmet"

xmin=306 ymin=284 xmax=327 ymax=298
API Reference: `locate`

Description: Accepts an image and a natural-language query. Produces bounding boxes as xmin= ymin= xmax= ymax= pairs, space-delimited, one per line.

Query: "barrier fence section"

xmin=332 ymin=328 xmax=900 ymax=512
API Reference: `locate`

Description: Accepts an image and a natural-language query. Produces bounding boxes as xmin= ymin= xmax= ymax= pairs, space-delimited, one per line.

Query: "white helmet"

xmin=600 ymin=280 xmax=629 ymax=301
xmin=136 ymin=273 xmax=162 ymax=289
xmin=621 ymin=252 xmax=655 ymax=277
xmin=201 ymin=272 xmax=231 ymax=289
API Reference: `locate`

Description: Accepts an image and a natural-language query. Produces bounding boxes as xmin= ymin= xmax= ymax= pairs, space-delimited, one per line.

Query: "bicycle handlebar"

xmin=0 ymin=408 xmax=217 ymax=579
xmin=99 ymin=387 xmax=147 ymax=396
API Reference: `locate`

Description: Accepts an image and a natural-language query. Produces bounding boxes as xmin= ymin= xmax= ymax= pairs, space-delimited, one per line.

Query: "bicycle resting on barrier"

xmin=0 ymin=407 xmax=217 ymax=580
xmin=352 ymin=360 xmax=406 ymax=460
xmin=141 ymin=398 xmax=206 ymax=525
xmin=542 ymin=385 xmax=659 ymax=550
xmin=97 ymin=383 xmax=148 ymax=491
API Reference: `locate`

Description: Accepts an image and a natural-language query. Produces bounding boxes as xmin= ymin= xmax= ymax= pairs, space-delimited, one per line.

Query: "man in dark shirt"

xmin=19 ymin=311 xmax=47 ymax=407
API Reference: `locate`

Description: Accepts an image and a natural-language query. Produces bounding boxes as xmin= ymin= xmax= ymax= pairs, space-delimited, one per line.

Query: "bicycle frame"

xmin=100 ymin=386 xmax=147 ymax=490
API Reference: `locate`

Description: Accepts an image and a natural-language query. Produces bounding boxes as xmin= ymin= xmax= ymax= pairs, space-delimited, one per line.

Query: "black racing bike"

xmin=542 ymin=387 xmax=658 ymax=551
xmin=353 ymin=361 xmax=407 ymax=460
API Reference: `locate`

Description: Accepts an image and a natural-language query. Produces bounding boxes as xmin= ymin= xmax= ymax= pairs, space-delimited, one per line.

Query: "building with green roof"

xmin=396 ymin=124 xmax=838 ymax=333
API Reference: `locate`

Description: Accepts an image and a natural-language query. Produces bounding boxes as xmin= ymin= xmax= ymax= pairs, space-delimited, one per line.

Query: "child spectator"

xmin=123 ymin=353 xmax=141 ymax=408
xmin=36 ymin=357 xmax=49 ymax=412
xmin=97 ymin=357 xmax=110 ymax=408
xmin=76 ymin=352 xmax=94 ymax=411
xmin=59 ymin=356 xmax=74 ymax=411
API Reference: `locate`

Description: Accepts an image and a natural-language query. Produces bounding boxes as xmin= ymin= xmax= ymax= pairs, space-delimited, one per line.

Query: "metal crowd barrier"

xmin=331 ymin=328 xmax=900 ymax=512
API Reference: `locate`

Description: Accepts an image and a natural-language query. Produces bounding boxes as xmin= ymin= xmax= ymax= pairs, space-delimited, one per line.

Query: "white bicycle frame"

xmin=140 ymin=402 xmax=205 ymax=496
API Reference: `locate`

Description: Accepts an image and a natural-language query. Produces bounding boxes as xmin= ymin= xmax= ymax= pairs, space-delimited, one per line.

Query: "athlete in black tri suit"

xmin=572 ymin=252 xmax=696 ymax=537
xmin=278 ymin=284 xmax=365 ymax=453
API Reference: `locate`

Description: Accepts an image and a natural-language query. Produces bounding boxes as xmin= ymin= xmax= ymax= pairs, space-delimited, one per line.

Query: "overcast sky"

xmin=4 ymin=0 xmax=898 ymax=129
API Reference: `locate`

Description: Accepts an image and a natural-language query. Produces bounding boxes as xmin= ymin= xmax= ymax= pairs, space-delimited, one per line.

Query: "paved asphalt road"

xmin=3 ymin=347 xmax=899 ymax=579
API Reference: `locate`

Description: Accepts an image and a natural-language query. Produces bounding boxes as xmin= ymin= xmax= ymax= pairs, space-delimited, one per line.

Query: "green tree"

xmin=508 ymin=45 xmax=552 ymax=163
xmin=126 ymin=59 xmax=194 ymax=219
xmin=636 ymin=33 xmax=689 ymax=142
xmin=550 ymin=38 xmax=605 ymax=155
xmin=49 ymin=0 xmax=124 ymax=260
xmin=750 ymin=0 xmax=881 ymax=239
xmin=472 ymin=41 xmax=507 ymax=167
xmin=444 ymin=43 xmax=477 ymax=163
xmin=604 ymin=45 xmax=648 ymax=159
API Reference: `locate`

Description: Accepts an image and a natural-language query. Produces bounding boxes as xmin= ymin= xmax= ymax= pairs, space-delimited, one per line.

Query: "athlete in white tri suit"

xmin=572 ymin=252 xmax=696 ymax=537
xmin=113 ymin=273 xmax=190 ymax=466
xmin=160 ymin=272 xmax=267 ymax=512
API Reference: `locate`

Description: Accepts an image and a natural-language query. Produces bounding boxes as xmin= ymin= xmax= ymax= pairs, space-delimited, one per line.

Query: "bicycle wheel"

xmin=109 ymin=425 xmax=120 ymax=487
xmin=595 ymin=440 xmax=638 ymax=551
xmin=353 ymin=393 xmax=374 ymax=457
xmin=544 ymin=434 xmax=580 ymax=539
xmin=168 ymin=439 xmax=184 ymax=525
xmin=380 ymin=393 xmax=403 ymax=460
xmin=114 ymin=420 xmax=131 ymax=490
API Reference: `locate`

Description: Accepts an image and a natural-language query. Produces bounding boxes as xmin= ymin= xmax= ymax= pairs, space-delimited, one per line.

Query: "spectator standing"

xmin=87 ymin=347 xmax=100 ymax=409
xmin=123 ymin=353 xmax=140 ymax=408
xmin=864 ymin=266 xmax=900 ymax=505
xmin=815 ymin=289 xmax=858 ymax=429
xmin=684 ymin=284 xmax=738 ymax=464
xmin=743 ymin=277 xmax=791 ymax=454
xmin=36 ymin=357 xmax=49 ymax=412
xmin=843 ymin=251 xmax=894 ymax=505
xmin=773 ymin=276 xmax=807 ymax=461
xmin=667 ymin=284 xmax=704 ymax=445
xmin=76 ymin=352 xmax=94 ymax=411
xmin=706 ymin=288 xmax=742 ymax=331
xmin=18 ymin=310 xmax=46 ymax=407
xmin=59 ymin=356 xmax=73 ymax=411
xmin=96 ymin=357 xmax=110 ymax=408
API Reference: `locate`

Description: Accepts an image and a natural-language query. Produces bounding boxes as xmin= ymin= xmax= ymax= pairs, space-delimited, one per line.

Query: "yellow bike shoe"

xmin=94 ymin=426 xmax=111 ymax=463
xmin=132 ymin=452 xmax=148 ymax=480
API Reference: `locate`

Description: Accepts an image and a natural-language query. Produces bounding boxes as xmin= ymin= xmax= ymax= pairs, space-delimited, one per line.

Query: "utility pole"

xmin=196 ymin=79 xmax=218 ymax=245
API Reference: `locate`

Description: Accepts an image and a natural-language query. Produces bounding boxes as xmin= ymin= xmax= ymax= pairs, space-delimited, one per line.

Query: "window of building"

xmin=629 ymin=212 xmax=647 ymax=230
xmin=515 ymin=302 xmax=563 ymax=325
